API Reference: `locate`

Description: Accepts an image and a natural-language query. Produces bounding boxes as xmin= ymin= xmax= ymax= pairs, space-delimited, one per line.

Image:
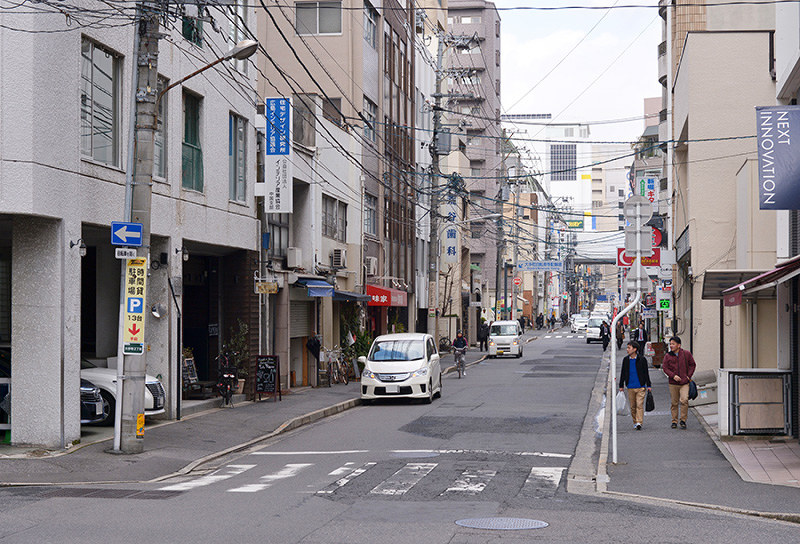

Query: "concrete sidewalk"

xmin=0 ymin=350 xmax=487 ymax=486
xmin=598 ymin=355 xmax=800 ymax=519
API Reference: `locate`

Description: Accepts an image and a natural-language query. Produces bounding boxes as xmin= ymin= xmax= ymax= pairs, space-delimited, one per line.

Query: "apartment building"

xmin=0 ymin=3 xmax=259 ymax=446
xmin=447 ymin=0 xmax=502 ymax=310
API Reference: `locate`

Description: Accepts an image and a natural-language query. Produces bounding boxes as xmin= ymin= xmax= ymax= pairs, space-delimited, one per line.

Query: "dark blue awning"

xmin=333 ymin=290 xmax=371 ymax=302
xmin=295 ymin=278 xmax=334 ymax=297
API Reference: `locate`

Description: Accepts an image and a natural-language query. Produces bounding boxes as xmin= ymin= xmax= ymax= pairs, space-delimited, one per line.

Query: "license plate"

xmin=95 ymin=403 xmax=103 ymax=415
xmin=385 ymin=384 xmax=399 ymax=393
xmin=497 ymin=350 xmax=504 ymax=355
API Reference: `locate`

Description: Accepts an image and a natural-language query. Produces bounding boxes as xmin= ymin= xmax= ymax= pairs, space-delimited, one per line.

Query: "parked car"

xmin=1 ymin=348 xmax=107 ymax=425
xmin=359 ymin=333 xmax=442 ymax=404
xmin=488 ymin=320 xmax=523 ymax=358
xmin=80 ymin=379 xmax=105 ymax=424
xmin=586 ymin=317 xmax=605 ymax=344
xmin=80 ymin=358 xmax=166 ymax=426
xmin=571 ymin=317 xmax=589 ymax=334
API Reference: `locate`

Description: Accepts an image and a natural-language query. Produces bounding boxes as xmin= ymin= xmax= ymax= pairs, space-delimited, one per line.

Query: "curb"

xmin=0 ymin=397 xmax=361 ymax=487
xmin=443 ymin=354 xmax=487 ymax=375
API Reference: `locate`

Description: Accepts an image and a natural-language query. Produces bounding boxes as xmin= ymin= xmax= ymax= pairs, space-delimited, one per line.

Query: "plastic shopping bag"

xmin=616 ymin=390 xmax=629 ymax=416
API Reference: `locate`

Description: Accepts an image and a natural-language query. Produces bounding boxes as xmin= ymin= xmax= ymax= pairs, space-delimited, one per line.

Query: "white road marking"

xmin=251 ymin=450 xmax=369 ymax=455
xmin=544 ymin=335 xmax=552 ymax=339
xmin=524 ymin=467 xmax=565 ymax=489
xmin=328 ymin=462 xmax=356 ymax=476
xmin=227 ymin=463 xmax=313 ymax=493
xmin=441 ymin=469 xmax=497 ymax=495
xmin=159 ymin=464 xmax=255 ymax=491
xmin=317 ymin=462 xmax=376 ymax=494
xmin=555 ymin=335 xmax=563 ymax=338
xmin=370 ymin=463 xmax=438 ymax=496
xmin=567 ymin=335 xmax=574 ymax=338
xmin=391 ymin=449 xmax=571 ymax=459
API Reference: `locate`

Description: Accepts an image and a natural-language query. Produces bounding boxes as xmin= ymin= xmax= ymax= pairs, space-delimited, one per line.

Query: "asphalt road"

xmin=2 ymin=332 xmax=799 ymax=542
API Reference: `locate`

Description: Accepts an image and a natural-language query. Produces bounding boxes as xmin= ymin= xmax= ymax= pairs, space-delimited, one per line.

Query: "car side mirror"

xmin=430 ymin=353 xmax=440 ymax=362
xmin=358 ymin=356 xmax=366 ymax=365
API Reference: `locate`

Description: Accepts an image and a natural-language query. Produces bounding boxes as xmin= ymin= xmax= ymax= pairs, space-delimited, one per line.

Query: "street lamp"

xmin=114 ymin=37 xmax=260 ymax=454
xmin=434 ymin=213 xmax=500 ymax=342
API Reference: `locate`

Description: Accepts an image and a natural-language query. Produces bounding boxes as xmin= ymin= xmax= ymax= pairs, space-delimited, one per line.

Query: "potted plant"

xmin=226 ymin=319 xmax=250 ymax=393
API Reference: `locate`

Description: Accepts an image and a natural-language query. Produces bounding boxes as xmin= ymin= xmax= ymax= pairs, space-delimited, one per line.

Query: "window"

xmin=293 ymin=94 xmax=316 ymax=147
xmin=447 ymin=16 xmax=454 ymax=25
xmin=461 ymin=16 xmax=481 ymax=24
xmin=609 ymin=185 xmax=615 ymax=193
xmin=268 ymin=213 xmax=289 ymax=258
xmin=470 ymin=221 xmax=484 ymax=239
xmin=296 ymin=2 xmax=342 ymax=35
xmin=363 ymin=97 xmax=377 ymax=143
xmin=471 ymin=167 xmax=481 ymax=177
xmin=364 ymin=3 xmax=377 ymax=48
xmin=322 ymin=96 xmax=342 ymax=126
xmin=154 ymin=76 xmax=168 ymax=179
xmin=182 ymin=92 xmax=203 ymax=191
xmin=495 ymin=20 xmax=500 ymax=37
xmin=80 ymin=39 xmax=120 ymax=166
xmin=228 ymin=2 xmax=249 ymax=73
xmin=592 ymin=200 xmax=602 ymax=209
xmin=322 ymin=195 xmax=347 ymax=241
xmin=564 ymin=127 xmax=574 ymax=137
xmin=364 ymin=193 xmax=377 ymax=236
xmin=229 ymin=113 xmax=246 ymax=202
xmin=182 ymin=16 xmax=203 ymax=46
xmin=550 ymin=144 xmax=576 ymax=181
xmin=495 ymin=49 xmax=500 ymax=66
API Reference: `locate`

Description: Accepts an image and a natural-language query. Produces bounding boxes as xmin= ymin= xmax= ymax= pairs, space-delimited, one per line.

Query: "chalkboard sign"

xmin=256 ymin=355 xmax=281 ymax=400
xmin=182 ymin=357 xmax=198 ymax=386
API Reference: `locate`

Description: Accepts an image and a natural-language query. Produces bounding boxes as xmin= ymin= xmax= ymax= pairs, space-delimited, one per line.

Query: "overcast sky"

xmin=496 ymin=0 xmax=663 ymax=143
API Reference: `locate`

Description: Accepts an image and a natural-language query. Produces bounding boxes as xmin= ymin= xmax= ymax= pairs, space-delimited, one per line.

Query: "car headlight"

xmin=489 ymin=341 xmax=494 ymax=346
xmin=80 ymin=384 xmax=99 ymax=394
xmin=411 ymin=367 xmax=428 ymax=377
xmin=362 ymin=369 xmax=376 ymax=379
xmin=513 ymin=340 xmax=519 ymax=345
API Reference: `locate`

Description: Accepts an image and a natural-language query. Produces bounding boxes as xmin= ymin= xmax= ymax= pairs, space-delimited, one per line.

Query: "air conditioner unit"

xmin=287 ymin=247 xmax=302 ymax=269
xmin=365 ymin=256 xmax=378 ymax=276
xmin=331 ymin=248 xmax=347 ymax=269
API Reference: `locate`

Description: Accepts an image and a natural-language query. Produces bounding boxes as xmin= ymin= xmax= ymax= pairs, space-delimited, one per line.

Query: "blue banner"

xmin=266 ymin=98 xmax=290 ymax=156
xmin=756 ymin=106 xmax=800 ymax=210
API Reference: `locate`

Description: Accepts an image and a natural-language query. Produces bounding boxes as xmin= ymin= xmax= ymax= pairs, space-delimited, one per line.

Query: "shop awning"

xmin=295 ymin=278 xmax=334 ymax=297
xmin=721 ymin=255 xmax=800 ymax=306
xmin=333 ymin=290 xmax=370 ymax=302
xmin=366 ymin=284 xmax=408 ymax=307
xmin=702 ymin=270 xmax=767 ymax=301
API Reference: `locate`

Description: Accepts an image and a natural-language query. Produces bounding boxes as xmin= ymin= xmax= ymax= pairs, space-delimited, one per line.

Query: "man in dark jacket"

xmin=661 ymin=336 xmax=696 ymax=429
xmin=478 ymin=321 xmax=489 ymax=352
xmin=619 ymin=341 xmax=652 ymax=430
xmin=632 ymin=321 xmax=649 ymax=344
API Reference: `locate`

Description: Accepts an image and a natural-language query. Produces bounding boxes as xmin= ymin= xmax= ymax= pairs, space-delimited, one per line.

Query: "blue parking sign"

xmin=127 ymin=297 xmax=143 ymax=314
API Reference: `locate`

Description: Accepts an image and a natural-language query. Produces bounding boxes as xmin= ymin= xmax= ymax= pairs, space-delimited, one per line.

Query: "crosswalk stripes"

xmin=228 ymin=463 xmax=313 ymax=493
xmin=370 ymin=463 xmax=438 ymax=496
xmin=440 ymin=469 xmax=496 ymax=495
xmin=159 ymin=464 xmax=255 ymax=492
xmin=159 ymin=459 xmax=568 ymax=498
xmin=317 ymin=462 xmax=376 ymax=495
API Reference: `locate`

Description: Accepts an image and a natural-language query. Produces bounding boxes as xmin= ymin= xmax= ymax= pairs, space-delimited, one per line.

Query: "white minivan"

xmin=359 ymin=333 xmax=442 ymax=404
xmin=488 ymin=320 xmax=523 ymax=358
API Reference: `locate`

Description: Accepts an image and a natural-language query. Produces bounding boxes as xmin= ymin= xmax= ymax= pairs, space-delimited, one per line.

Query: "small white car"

xmin=80 ymin=359 xmax=166 ymax=425
xmin=488 ymin=320 xmax=523 ymax=358
xmin=359 ymin=333 xmax=442 ymax=404
xmin=585 ymin=317 xmax=605 ymax=344
xmin=571 ymin=317 xmax=589 ymax=334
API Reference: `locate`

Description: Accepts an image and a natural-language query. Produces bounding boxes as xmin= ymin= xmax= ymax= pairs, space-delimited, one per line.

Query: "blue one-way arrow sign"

xmin=111 ymin=221 xmax=143 ymax=246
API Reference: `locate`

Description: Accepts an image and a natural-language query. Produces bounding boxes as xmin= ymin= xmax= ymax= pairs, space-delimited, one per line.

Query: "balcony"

xmin=658 ymin=41 xmax=668 ymax=87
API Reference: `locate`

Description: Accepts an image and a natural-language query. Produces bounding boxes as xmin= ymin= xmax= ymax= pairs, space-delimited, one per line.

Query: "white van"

xmin=488 ymin=320 xmax=523 ymax=358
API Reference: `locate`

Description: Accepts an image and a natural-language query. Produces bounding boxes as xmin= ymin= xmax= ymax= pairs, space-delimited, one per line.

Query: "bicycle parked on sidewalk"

xmin=216 ymin=347 xmax=239 ymax=407
xmin=322 ymin=346 xmax=350 ymax=385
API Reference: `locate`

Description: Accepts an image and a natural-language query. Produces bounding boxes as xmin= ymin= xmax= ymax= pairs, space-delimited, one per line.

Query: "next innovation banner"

xmin=756 ymin=106 xmax=800 ymax=210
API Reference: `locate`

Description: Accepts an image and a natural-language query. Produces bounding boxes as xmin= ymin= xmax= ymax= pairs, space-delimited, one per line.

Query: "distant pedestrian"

xmin=518 ymin=317 xmax=525 ymax=333
xmin=619 ymin=341 xmax=651 ymax=430
xmin=632 ymin=322 xmax=649 ymax=344
xmin=478 ymin=320 xmax=490 ymax=352
xmin=600 ymin=321 xmax=611 ymax=351
xmin=615 ymin=321 xmax=626 ymax=350
xmin=661 ymin=336 xmax=696 ymax=429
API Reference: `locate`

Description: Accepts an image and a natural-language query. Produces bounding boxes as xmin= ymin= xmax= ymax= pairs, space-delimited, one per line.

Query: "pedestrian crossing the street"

xmin=158 ymin=454 xmax=569 ymax=499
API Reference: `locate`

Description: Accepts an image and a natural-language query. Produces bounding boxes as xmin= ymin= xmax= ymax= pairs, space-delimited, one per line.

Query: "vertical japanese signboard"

xmin=123 ymin=258 xmax=147 ymax=355
xmin=756 ymin=106 xmax=800 ymax=209
xmin=442 ymin=176 xmax=460 ymax=265
xmin=263 ymin=98 xmax=293 ymax=213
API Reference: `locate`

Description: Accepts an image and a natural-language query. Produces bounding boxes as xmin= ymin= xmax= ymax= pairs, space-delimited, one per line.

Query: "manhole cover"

xmin=455 ymin=517 xmax=549 ymax=530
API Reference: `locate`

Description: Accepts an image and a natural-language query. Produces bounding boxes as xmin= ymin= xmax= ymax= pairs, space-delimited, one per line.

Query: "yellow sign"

xmin=255 ymin=281 xmax=279 ymax=294
xmin=136 ymin=413 xmax=145 ymax=438
xmin=123 ymin=258 xmax=147 ymax=355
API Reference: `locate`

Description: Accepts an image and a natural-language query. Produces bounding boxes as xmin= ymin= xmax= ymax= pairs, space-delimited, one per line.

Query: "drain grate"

xmin=455 ymin=517 xmax=548 ymax=530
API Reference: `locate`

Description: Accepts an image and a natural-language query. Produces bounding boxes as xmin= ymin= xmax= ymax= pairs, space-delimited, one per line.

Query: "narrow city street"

xmin=2 ymin=332 xmax=798 ymax=543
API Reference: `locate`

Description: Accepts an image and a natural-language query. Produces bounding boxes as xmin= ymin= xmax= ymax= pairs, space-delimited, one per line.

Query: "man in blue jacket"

xmin=619 ymin=341 xmax=652 ymax=430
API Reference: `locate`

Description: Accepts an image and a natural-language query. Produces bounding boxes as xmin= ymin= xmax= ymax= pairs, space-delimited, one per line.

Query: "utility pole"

xmin=511 ymin=179 xmax=521 ymax=320
xmin=496 ymin=128 xmax=507 ymax=320
xmin=117 ymin=2 xmax=160 ymax=454
xmin=427 ymin=34 xmax=444 ymax=341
